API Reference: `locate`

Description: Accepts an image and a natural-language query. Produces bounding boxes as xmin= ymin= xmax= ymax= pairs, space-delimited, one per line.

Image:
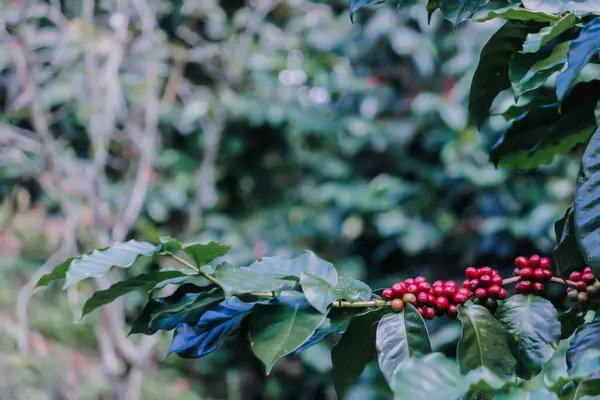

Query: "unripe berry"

xmin=576 ymin=281 xmax=588 ymax=292
xmin=415 ymin=276 xmax=427 ymax=284
xmin=498 ymin=288 xmax=507 ymax=300
xmin=577 ymin=292 xmax=589 ymax=303
xmin=533 ymin=268 xmax=545 ymax=280
xmin=467 ymin=279 xmax=479 ymax=290
xmin=453 ymin=292 xmax=468 ymax=305
xmin=417 ymin=292 xmax=429 ymax=305
xmin=479 ymin=275 xmax=492 ymax=286
xmin=417 ymin=307 xmax=425 ymax=316
xmin=418 ymin=282 xmax=431 ymax=292
xmin=433 ymin=286 xmax=445 ymax=297
xmin=445 ymin=281 xmax=459 ymax=289
xmin=392 ymin=283 xmax=406 ymax=298
xmin=447 ymin=304 xmax=458 ymax=318
xmin=405 ymin=278 xmax=416 ymax=285
xmin=382 ymin=288 xmax=393 ymax=300
xmin=539 ymin=257 xmax=551 ymax=269
xmin=465 ymin=267 xmax=479 ymax=279
xmin=542 ymin=269 xmax=553 ymax=280
xmin=519 ymin=267 xmax=533 ymax=279
xmin=587 ymin=285 xmax=598 ymax=297
xmin=475 ymin=288 xmax=487 ymax=299
xmin=402 ymin=293 xmax=417 ymax=304
xmin=479 ymin=267 xmax=493 ymax=276
xmin=391 ymin=299 xmax=404 ymax=312
xmin=584 ymin=267 xmax=592 ymax=274
xmin=443 ymin=286 xmax=457 ymax=297
xmin=432 ymin=280 xmax=444 ymax=287
xmin=583 ymin=273 xmax=596 ymax=285
xmin=407 ymin=284 xmax=419 ymax=294
xmin=487 ymin=285 xmax=501 ymax=297
xmin=492 ymin=275 xmax=503 ymax=286
xmin=436 ymin=296 xmax=449 ymax=311
xmin=515 ymin=256 xmax=528 ymax=268
xmin=513 ymin=268 xmax=521 ymax=277
xmin=568 ymin=289 xmax=579 ymax=301
xmin=484 ymin=298 xmax=498 ymax=312
xmin=423 ymin=307 xmax=436 ymax=320
xmin=569 ymin=272 xmax=583 ymax=282
xmin=533 ymin=282 xmax=545 ymax=293
xmin=529 ymin=255 xmax=541 ymax=268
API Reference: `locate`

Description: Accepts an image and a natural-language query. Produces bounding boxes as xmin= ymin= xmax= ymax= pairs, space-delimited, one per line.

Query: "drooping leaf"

xmin=169 ymin=297 xmax=255 ymax=358
xmin=473 ymin=7 xmax=560 ymax=23
xmin=560 ymin=307 xmax=587 ymax=340
xmin=575 ymin=129 xmax=600 ymax=273
xmin=81 ymin=270 xmax=190 ymax=317
xmin=426 ymin=0 xmax=439 ymax=23
xmin=523 ymin=13 xmax=576 ymax=53
xmin=469 ymin=21 xmax=541 ymax=126
xmin=574 ymin=379 xmax=600 ymax=400
xmin=331 ymin=308 xmax=387 ymax=399
xmin=249 ymin=291 xmax=326 ymax=374
xmin=440 ymin=0 xmax=492 ymax=25
xmin=334 ymin=277 xmax=372 ymax=302
xmin=300 ymin=272 xmax=336 ymax=314
xmin=522 ymin=0 xmax=600 ymax=18
xmin=182 ymin=242 xmax=231 ymax=267
xmin=375 ymin=303 xmax=432 ymax=384
xmin=554 ymin=207 xmax=587 ymax=279
xmin=214 ymin=263 xmax=295 ymax=296
xmin=496 ymin=294 xmax=561 ymax=379
xmin=509 ymin=41 xmax=569 ymax=98
xmin=129 ymin=284 xmax=224 ymax=335
xmin=36 ymin=256 xmax=82 ymax=288
xmin=556 ymin=18 xmax=600 ymax=103
xmin=390 ymin=353 xmax=468 ymax=400
xmin=567 ymin=318 xmax=600 ymax=376
xmin=350 ymin=0 xmax=386 ymax=21
xmin=457 ymin=304 xmax=517 ymax=380
xmin=499 ymin=89 xmax=556 ymax=120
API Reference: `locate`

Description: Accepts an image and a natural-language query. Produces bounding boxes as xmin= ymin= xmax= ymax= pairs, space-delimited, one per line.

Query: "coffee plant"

xmin=34 ymin=0 xmax=600 ymax=399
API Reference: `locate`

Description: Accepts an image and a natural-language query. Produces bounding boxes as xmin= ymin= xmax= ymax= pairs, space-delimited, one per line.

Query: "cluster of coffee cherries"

xmin=513 ymin=255 xmax=552 ymax=295
xmin=382 ymin=277 xmax=473 ymax=320
xmin=462 ymin=266 xmax=506 ymax=312
xmin=566 ymin=267 xmax=599 ymax=307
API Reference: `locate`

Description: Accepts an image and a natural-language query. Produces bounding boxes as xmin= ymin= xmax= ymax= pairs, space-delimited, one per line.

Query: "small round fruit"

xmin=583 ymin=273 xmax=596 ymax=285
xmin=533 ymin=268 xmax=545 ymax=280
xmin=432 ymin=280 xmax=444 ymax=287
xmin=513 ymin=268 xmax=521 ymax=277
xmin=436 ymin=296 xmax=449 ymax=311
xmin=428 ymin=294 xmax=436 ymax=306
xmin=533 ymin=282 xmax=545 ymax=293
xmin=586 ymin=285 xmax=598 ymax=297
xmin=487 ymin=285 xmax=501 ymax=297
xmin=467 ymin=279 xmax=479 ymax=290
xmin=479 ymin=275 xmax=492 ymax=286
xmin=519 ymin=267 xmax=533 ymax=279
xmin=479 ymin=267 xmax=493 ymax=276
xmin=402 ymin=293 xmax=417 ymax=304
xmin=445 ymin=281 xmax=459 ymax=289
xmin=584 ymin=267 xmax=592 ymax=274
xmin=576 ymin=281 xmax=588 ymax=292
xmin=567 ymin=289 xmax=579 ymax=301
xmin=415 ymin=276 xmax=427 ymax=284
xmin=418 ymin=282 xmax=431 ymax=292
xmin=492 ymin=270 xmax=500 ymax=276
xmin=447 ymin=304 xmax=458 ymax=318
xmin=382 ymin=288 xmax=393 ymax=300
xmin=423 ymin=307 xmax=436 ymax=320
xmin=405 ymin=278 xmax=416 ymax=285
xmin=577 ymin=292 xmax=589 ymax=303
xmin=492 ymin=275 xmax=503 ymax=286
xmin=542 ymin=269 xmax=553 ymax=280
xmin=433 ymin=286 xmax=445 ymax=297
xmin=484 ymin=298 xmax=498 ymax=311
xmin=407 ymin=284 xmax=419 ymax=294
xmin=569 ymin=272 xmax=583 ymax=282
xmin=443 ymin=286 xmax=457 ymax=297
xmin=465 ymin=267 xmax=479 ymax=279
xmin=497 ymin=288 xmax=507 ymax=300
xmin=462 ymin=280 xmax=471 ymax=289
xmin=417 ymin=307 xmax=425 ymax=316
xmin=515 ymin=256 xmax=529 ymax=268
xmin=516 ymin=281 xmax=531 ymax=294
xmin=529 ymin=255 xmax=541 ymax=268
xmin=472 ymin=297 xmax=483 ymax=305
xmin=417 ymin=292 xmax=429 ymax=305
xmin=475 ymin=288 xmax=488 ymax=299
xmin=453 ymin=292 xmax=468 ymax=305
xmin=391 ymin=299 xmax=404 ymax=312
xmin=392 ymin=283 xmax=406 ymax=298
xmin=458 ymin=288 xmax=472 ymax=296
xmin=539 ymin=257 xmax=551 ymax=269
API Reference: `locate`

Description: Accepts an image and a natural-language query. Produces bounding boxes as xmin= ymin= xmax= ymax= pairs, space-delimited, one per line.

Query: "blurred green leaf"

xmin=523 ymin=13 xmax=576 ymax=53
xmin=473 ymin=7 xmax=560 ymax=23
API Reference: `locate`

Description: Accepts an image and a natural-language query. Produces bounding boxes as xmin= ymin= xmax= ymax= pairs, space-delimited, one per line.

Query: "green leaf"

xmin=375 ymin=303 xmax=432 ymax=384
xmin=560 ymin=307 xmax=587 ymax=340
xmin=247 ymin=251 xmax=338 ymax=283
xmin=567 ymin=318 xmax=600 ymax=376
xmin=499 ymin=89 xmax=556 ymax=120
xmin=496 ymin=294 xmax=561 ymax=379
xmin=473 ymin=7 xmax=560 ymax=23
xmin=440 ymin=0 xmax=492 ymax=25
xmin=554 ymin=207 xmax=586 ymax=279
xmin=334 ymin=277 xmax=372 ymax=302
xmin=494 ymin=387 xmax=559 ymax=400
xmin=469 ymin=21 xmax=541 ymax=126
xmin=556 ymin=19 xmax=600 ymax=103
xmin=81 ymin=270 xmax=190 ymax=317
xmin=509 ymin=41 xmax=569 ymax=98
xmin=426 ymin=0 xmax=439 ymax=23
xmin=300 ymin=272 xmax=336 ymax=314
xmin=574 ymin=379 xmax=600 ymax=400
xmin=466 ymin=367 xmax=509 ymax=392
xmin=523 ymin=13 xmax=576 ymax=53
xmin=391 ymin=353 xmax=468 ymax=400
xmin=575 ymin=128 xmax=600 ymax=273
xmin=36 ymin=256 xmax=82 ymax=288
xmin=214 ymin=263 xmax=295 ymax=296
xmin=457 ymin=304 xmax=517 ymax=380
xmin=249 ymin=291 xmax=326 ymax=374
xmin=349 ymin=0 xmax=385 ymax=21
xmin=331 ymin=309 xmax=387 ymax=399
xmin=129 ymin=284 xmax=224 ymax=335
xmin=522 ymin=0 xmax=600 ymax=16
xmin=183 ymin=242 xmax=231 ymax=267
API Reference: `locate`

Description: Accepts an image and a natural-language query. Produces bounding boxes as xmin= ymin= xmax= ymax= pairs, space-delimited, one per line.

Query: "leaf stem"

xmin=162 ymin=251 xmax=220 ymax=286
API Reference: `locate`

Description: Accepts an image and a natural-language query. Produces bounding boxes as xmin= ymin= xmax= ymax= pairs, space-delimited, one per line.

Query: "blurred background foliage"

xmin=0 ymin=0 xmax=579 ymax=399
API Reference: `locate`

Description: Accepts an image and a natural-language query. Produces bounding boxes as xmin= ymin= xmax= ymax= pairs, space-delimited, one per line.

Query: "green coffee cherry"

xmin=568 ymin=289 xmax=579 ymax=301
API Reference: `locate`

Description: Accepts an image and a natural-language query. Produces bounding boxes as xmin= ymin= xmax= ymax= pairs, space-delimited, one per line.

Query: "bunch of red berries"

xmin=462 ymin=266 xmax=506 ymax=312
xmin=513 ymin=255 xmax=552 ymax=295
xmin=567 ymin=267 xmax=599 ymax=307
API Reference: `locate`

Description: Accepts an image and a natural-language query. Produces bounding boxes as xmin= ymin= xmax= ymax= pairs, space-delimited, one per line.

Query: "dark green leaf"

xmin=473 ymin=7 xmax=560 ymax=23
xmin=349 ymin=0 xmax=385 ymax=21
xmin=567 ymin=318 xmax=600 ymax=377
xmin=509 ymin=41 xmax=569 ymax=98
xmin=560 ymin=307 xmax=587 ymax=340
xmin=426 ymin=0 xmax=439 ymax=23
xmin=129 ymin=284 xmax=224 ymax=335
xmin=331 ymin=308 xmax=387 ymax=399
xmin=499 ymin=89 xmax=556 ymax=120
xmin=523 ymin=13 xmax=576 ymax=53
xmin=249 ymin=291 xmax=326 ymax=374
xmin=183 ymin=242 xmax=231 ymax=267
xmin=214 ymin=263 xmax=295 ymax=296
xmin=556 ymin=18 xmax=600 ymax=102
xmin=554 ymin=207 xmax=586 ymax=279
xmin=469 ymin=21 xmax=540 ymax=126
xmin=375 ymin=303 xmax=432 ymax=384
xmin=574 ymin=379 xmax=600 ymax=400
xmin=496 ymin=294 xmax=561 ymax=379
xmin=334 ymin=277 xmax=372 ymax=302
xmin=440 ymin=0 xmax=492 ymax=25
xmin=521 ymin=0 xmax=600 ymax=19
xmin=465 ymin=367 xmax=508 ymax=392
xmin=81 ymin=270 xmax=189 ymax=317
xmin=300 ymin=272 xmax=336 ymax=314
xmin=575 ymin=128 xmax=600 ymax=273
xmin=36 ymin=256 xmax=82 ymax=288
xmin=457 ymin=304 xmax=516 ymax=380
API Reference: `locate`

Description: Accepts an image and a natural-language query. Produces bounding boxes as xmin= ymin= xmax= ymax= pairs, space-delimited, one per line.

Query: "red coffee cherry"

xmin=433 ymin=286 xmax=445 ymax=297
xmin=423 ymin=307 xmax=436 ymax=320
xmin=427 ymin=294 xmax=436 ymax=306
xmin=436 ymin=296 xmax=449 ymax=311
xmin=462 ymin=280 xmax=471 ymax=289
xmin=533 ymin=282 xmax=545 ymax=293
xmin=417 ymin=292 xmax=429 ymax=305
xmin=432 ymin=280 xmax=444 ymax=287
xmin=391 ymin=299 xmax=404 ymax=312
xmin=445 ymin=281 xmax=459 ymax=289
xmin=479 ymin=267 xmax=493 ymax=276
xmin=492 ymin=275 xmax=503 ymax=286
xmin=529 ymin=255 xmax=541 ymax=268
xmin=479 ymin=275 xmax=492 ymax=286
xmin=443 ymin=286 xmax=457 ymax=297
xmin=417 ymin=307 xmax=425 ymax=316
xmin=576 ymin=281 xmax=588 ymax=292
xmin=569 ymin=272 xmax=583 ymax=282
xmin=453 ymin=292 xmax=468 ymax=305
xmin=497 ymin=288 xmax=507 ymax=300
xmin=392 ymin=283 xmax=406 ymax=298
xmin=407 ymin=284 xmax=419 ymax=294
xmin=533 ymin=268 xmax=545 ymax=280
xmin=467 ymin=279 xmax=479 ymax=290
xmin=447 ymin=304 xmax=458 ymax=318
xmin=519 ymin=267 xmax=533 ymax=279
xmin=487 ymin=285 xmax=501 ymax=297
xmin=515 ymin=256 xmax=528 ymax=268
xmin=458 ymin=288 xmax=472 ymax=297
xmin=539 ymin=257 xmax=551 ymax=269
xmin=542 ymin=269 xmax=553 ymax=280
xmin=516 ymin=281 xmax=532 ymax=294
xmin=465 ymin=267 xmax=479 ymax=279
xmin=475 ymin=288 xmax=487 ymax=299
xmin=415 ymin=276 xmax=427 ymax=284
xmin=583 ymin=273 xmax=596 ymax=285
xmin=418 ymin=282 xmax=431 ymax=292
xmin=382 ymin=288 xmax=393 ymax=300
xmin=584 ymin=267 xmax=592 ymax=274
xmin=405 ymin=278 xmax=416 ymax=285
